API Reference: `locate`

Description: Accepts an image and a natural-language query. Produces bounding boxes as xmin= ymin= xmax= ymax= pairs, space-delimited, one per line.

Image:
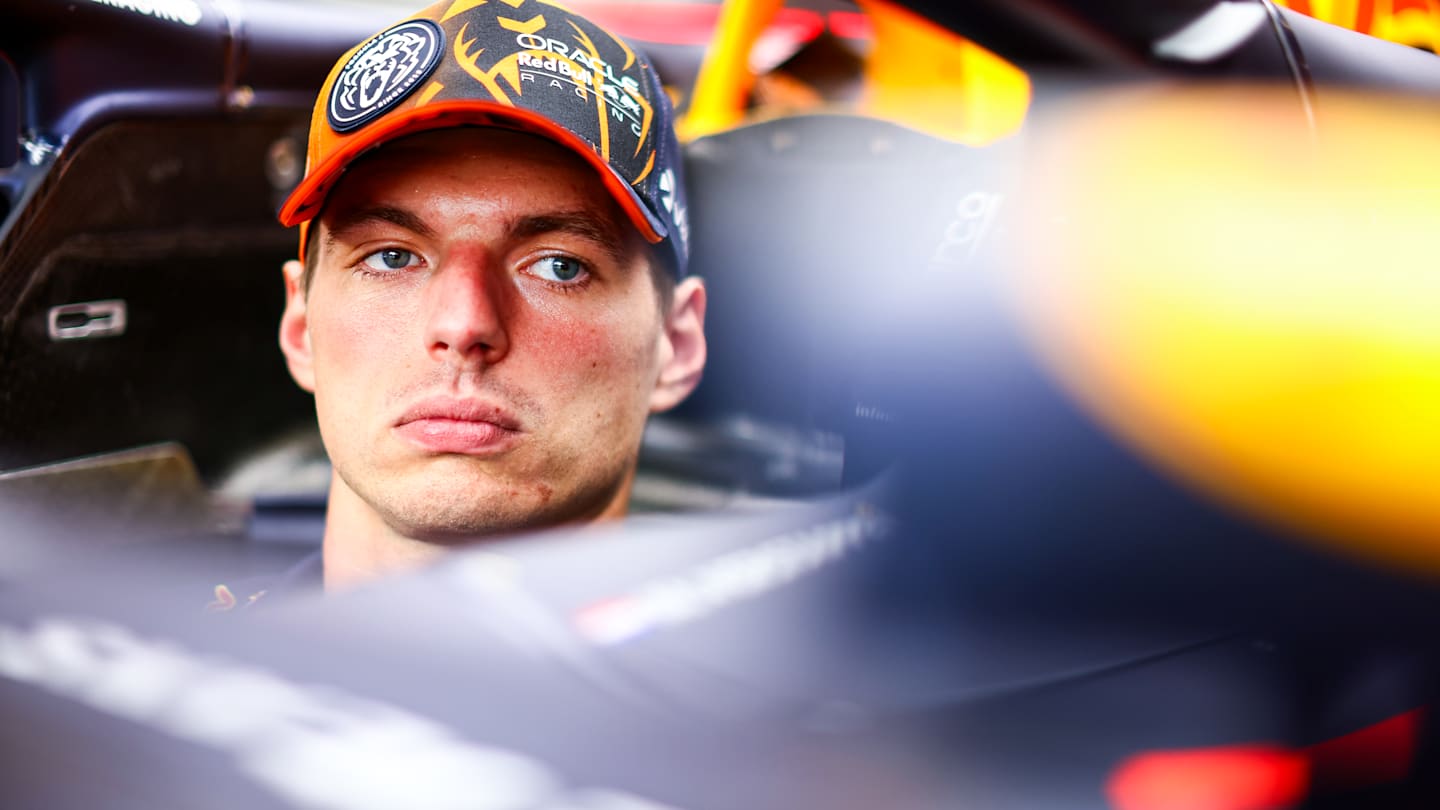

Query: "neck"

xmin=321 ymin=475 xmax=444 ymax=590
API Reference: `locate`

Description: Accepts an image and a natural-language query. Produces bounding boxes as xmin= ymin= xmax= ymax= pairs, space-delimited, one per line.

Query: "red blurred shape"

xmin=1307 ymin=708 xmax=1424 ymax=791
xmin=1107 ymin=746 xmax=1309 ymax=810
xmin=1107 ymin=708 xmax=1426 ymax=810
xmin=827 ymin=10 xmax=873 ymax=40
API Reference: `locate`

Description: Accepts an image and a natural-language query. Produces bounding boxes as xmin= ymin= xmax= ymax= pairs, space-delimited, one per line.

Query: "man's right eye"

xmin=361 ymin=248 xmax=419 ymax=272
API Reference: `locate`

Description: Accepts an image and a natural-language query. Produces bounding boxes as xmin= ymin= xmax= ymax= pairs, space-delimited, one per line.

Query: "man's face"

xmin=280 ymin=128 xmax=677 ymax=540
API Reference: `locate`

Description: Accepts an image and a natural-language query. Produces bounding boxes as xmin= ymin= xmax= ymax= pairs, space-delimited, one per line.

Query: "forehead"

xmin=318 ymin=128 xmax=632 ymax=236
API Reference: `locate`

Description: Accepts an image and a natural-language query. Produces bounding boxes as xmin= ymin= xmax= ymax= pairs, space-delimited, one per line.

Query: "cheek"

xmin=522 ymin=303 xmax=659 ymax=397
xmin=308 ymin=293 xmax=418 ymax=393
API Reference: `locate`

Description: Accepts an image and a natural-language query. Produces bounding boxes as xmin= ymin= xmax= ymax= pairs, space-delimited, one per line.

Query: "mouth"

xmin=393 ymin=397 xmax=523 ymax=455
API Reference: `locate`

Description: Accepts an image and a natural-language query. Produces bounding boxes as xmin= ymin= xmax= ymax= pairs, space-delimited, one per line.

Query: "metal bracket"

xmin=47 ymin=299 xmax=128 ymax=341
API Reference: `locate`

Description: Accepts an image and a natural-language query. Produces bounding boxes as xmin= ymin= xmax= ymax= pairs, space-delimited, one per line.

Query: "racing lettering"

xmin=608 ymin=105 xmax=645 ymax=135
xmin=88 ymin=0 xmax=202 ymax=26
xmin=519 ymin=54 xmax=596 ymax=86
xmin=574 ymin=509 xmax=889 ymax=646
xmin=515 ymin=33 xmax=641 ymax=93
xmin=929 ymin=191 xmax=1002 ymax=271
xmin=570 ymin=49 xmax=606 ymax=75
xmin=0 ymin=617 xmax=686 ymax=810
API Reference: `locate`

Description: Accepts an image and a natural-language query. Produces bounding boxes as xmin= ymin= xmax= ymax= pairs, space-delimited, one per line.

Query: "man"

xmin=269 ymin=0 xmax=706 ymax=591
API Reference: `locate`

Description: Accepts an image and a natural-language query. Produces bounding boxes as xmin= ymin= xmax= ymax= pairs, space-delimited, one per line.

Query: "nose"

xmin=422 ymin=257 xmax=510 ymax=368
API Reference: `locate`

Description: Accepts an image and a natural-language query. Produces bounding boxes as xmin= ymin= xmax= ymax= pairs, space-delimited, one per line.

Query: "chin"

xmin=353 ymin=455 xmax=633 ymax=541
xmin=388 ymin=504 xmax=546 ymax=543
xmin=378 ymin=484 xmax=553 ymax=542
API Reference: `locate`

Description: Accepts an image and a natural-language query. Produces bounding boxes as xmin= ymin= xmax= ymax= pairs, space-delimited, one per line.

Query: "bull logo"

xmin=329 ymin=20 xmax=444 ymax=133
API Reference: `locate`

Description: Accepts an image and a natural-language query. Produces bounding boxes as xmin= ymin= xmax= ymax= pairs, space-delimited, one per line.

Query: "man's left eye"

xmin=361 ymin=248 xmax=419 ymax=271
xmin=528 ymin=256 xmax=587 ymax=283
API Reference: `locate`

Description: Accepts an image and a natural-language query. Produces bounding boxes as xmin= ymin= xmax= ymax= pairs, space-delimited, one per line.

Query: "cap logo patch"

xmin=328 ymin=20 xmax=445 ymax=133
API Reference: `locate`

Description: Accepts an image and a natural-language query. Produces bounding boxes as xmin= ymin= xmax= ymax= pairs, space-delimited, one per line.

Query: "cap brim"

xmin=277 ymin=99 xmax=668 ymax=245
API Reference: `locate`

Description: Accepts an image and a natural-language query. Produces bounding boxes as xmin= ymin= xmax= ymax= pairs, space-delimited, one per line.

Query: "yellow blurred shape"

xmin=681 ymin=0 xmax=784 ymax=139
xmin=1017 ymin=87 xmax=1440 ymax=573
xmin=856 ymin=0 xmax=1030 ymax=145
xmin=1273 ymin=0 xmax=1440 ymax=52
xmin=681 ymin=0 xmax=1030 ymax=145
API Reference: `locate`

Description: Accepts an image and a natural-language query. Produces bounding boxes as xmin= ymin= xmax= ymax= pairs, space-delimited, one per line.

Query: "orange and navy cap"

xmin=278 ymin=0 xmax=689 ymax=276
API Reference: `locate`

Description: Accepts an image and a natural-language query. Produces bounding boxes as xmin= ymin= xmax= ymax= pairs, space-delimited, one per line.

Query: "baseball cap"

xmin=278 ymin=0 xmax=689 ymax=276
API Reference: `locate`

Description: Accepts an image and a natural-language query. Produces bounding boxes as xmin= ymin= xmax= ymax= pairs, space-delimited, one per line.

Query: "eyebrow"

xmin=509 ymin=210 xmax=630 ymax=265
xmin=324 ymin=205 xmax=437 ymax=250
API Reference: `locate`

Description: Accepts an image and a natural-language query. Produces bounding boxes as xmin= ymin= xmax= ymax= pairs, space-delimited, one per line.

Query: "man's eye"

xmin=361 ymin=248 xmax=419 ymax=272
xmin=529 ymin=256 xmax=587 ymax=283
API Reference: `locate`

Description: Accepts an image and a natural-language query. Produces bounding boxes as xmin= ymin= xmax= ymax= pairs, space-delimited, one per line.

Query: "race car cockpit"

xmin=6 ymin=1 xmax=1440 ymax=808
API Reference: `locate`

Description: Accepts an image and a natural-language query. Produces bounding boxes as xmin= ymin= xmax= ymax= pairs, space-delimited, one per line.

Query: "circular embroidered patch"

xmin=327 ymin=19 xmax=444 ymax=133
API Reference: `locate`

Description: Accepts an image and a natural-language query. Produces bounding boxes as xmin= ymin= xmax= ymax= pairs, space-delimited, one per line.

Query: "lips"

xmin=393 ymin=397 xmax=522 ymax=455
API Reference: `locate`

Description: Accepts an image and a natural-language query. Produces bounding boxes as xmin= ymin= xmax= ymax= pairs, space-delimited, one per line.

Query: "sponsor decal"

xmin=0 ymin=616 xmax=681 ymax=810
xmin=854 ymin=403 xmax=896 ymax=424
xmin=574 ymin=506 xmax=889 ymax=646
xmin=657 ymin=168 xmax=689 ymax=249
xmin=329 ymin=20 xmax=445 ymax=133
xmin=513 ymin=32 xmax=651 ymax=139
xmin=929 ymin=190 xmax=1002 ymax=271
xmin=515 ymin=33 xmax=642 ymax=94
xmin=88 ymin=0 xmax=202 ymax=26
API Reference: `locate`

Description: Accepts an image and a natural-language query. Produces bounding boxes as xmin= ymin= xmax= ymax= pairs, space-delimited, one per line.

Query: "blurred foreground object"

xmin=1019 ymin=86 xmax=1440 ymax=574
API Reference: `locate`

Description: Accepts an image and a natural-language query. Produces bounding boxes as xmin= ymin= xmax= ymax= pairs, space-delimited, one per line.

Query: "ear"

xmin=650 ymin=277 xmax=708 ymax=413
xmin=278 ymin=259 xmax=316 ymax=393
